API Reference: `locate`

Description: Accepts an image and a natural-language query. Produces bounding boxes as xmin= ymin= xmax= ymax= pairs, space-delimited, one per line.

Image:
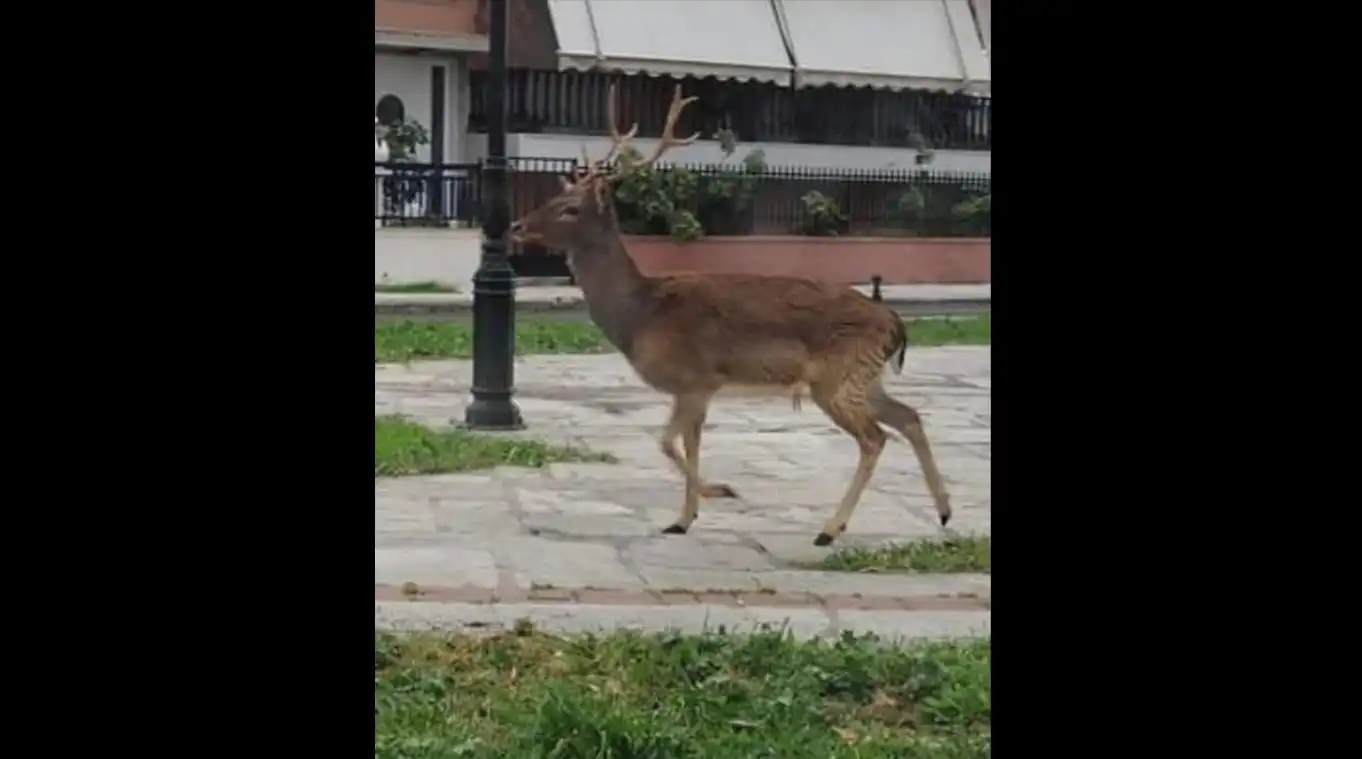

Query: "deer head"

xmin=508 ymin=83 xmax=700 ymax=252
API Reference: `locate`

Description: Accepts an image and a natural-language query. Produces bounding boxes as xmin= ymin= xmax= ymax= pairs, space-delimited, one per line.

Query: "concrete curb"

xmin=373 ymin=573 xmax=992 ymax=606
xmin=376 ymin=600 xmax=991 ymax=641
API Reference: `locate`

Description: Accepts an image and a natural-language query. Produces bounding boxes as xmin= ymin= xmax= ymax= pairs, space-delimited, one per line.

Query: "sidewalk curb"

xmin=376 ymin=600 xmax=991 ymax=641
xmin=377 ymin=285 xmax=991 ymax=319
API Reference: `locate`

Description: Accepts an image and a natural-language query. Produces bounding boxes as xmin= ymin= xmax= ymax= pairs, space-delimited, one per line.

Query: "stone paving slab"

xmin=375 ymin=600 xmax=990 ymax=641
xmin=376 ymin=348 xmax=990 ymax=599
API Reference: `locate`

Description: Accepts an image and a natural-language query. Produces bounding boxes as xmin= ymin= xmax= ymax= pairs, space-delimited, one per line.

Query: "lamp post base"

xmin=463 ymin=250 xmax=523 ymax=432
xmin=462 ymin=397 xmax=524 ymax=431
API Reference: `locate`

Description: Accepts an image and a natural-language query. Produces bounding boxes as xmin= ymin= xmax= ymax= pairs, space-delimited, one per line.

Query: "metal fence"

xmin=641 ymin=162 xmax=989 ymax=237
xmin=374 ymin=162 xmax=481 ymax=227
xmin=375 ymin=159 xmax=991 ymax=238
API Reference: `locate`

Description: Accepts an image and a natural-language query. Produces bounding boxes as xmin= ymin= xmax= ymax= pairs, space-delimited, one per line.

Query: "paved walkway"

xmin=376 ymin=347 xmax=991 ymax=639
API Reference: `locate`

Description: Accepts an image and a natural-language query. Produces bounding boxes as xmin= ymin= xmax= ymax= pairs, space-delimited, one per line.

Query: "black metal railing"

xmin=377 ymin=158 xmax=988 ymax=279
xmin=375 ymin=159 xmax=991 ymax=237
xmin=469 ymin=69 xmax=991 ymax=151
xmin=486 ymin=157 xmax=991 ymax=238
xmin=374 ymin=162 xmax=482 ymax=227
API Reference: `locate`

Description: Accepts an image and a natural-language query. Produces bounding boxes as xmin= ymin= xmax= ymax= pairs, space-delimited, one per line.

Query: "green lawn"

xmin=376 ymin=321 xmax=617 ymax=363
xmin=375 ymin=628 xmax=990 ymax=759
xmin=816 ymin=537 xmax=991 ymax=573
xmin=375 ymin=315 xmax=990 ymax=363
xmin=905 ymin=314 xmax=990 ymax=346
xmin=375 ymin=415 xmax=613 ymax=477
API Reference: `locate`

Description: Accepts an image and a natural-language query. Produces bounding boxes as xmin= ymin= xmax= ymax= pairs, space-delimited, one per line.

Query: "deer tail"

xmin=887 ymin=317 xmax=908 ymax=375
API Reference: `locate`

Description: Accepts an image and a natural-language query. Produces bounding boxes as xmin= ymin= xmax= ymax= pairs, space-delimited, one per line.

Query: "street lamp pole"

xmin=463 ymin=0 xmax=524 ymax=431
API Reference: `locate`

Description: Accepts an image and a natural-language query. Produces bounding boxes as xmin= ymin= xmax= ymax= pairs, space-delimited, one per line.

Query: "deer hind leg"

xmin=658 ymin=393 xmax=730 ymax=536
xmin=870 ymin=385 xmax=952 ymax=527
xmin=808 ymin=380 xmax=888 ymax=546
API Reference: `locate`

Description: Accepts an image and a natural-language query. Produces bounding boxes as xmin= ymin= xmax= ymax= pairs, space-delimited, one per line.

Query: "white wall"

xmin=375 ymin=228 xmax=483 ymax=289
xmin=374 ymin=52 xmax=470 ymax=163
xmin=465 ymin=132 xmax=990 ymax=174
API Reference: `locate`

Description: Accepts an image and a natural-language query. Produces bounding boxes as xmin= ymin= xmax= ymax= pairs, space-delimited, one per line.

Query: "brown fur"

xmin=508 ymin=84 xmax=950 ymax=542
xmin=625 ymin=274 xmax=903 ymax=396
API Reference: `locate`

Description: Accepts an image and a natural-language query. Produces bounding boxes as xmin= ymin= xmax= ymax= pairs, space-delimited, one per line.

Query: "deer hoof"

xmin=661 ymin=524 xmax=689 ymax=535
xmin=939 ymin=512 xmax=952 ymax=527
xmin=701 ymin=483 xmax=738 ymax=499
xmin=813 ymin=532 xmax=837 ymax=547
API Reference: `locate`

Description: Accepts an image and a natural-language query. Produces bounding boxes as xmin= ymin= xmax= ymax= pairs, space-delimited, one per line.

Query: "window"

xmin=376 ymin=94 xmax=406 ymax=126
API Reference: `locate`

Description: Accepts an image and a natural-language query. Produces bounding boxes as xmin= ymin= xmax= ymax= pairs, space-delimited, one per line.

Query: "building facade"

xmin=376 ymin=0 xmax=991 ymax=173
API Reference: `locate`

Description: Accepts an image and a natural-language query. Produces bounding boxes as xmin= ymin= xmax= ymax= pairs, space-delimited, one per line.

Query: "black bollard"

xmin=871 ymin=274 xmax=883 ymax=302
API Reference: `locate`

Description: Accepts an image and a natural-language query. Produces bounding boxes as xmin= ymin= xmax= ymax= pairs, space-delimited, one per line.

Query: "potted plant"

xmin=883 ymin=147 xmax=938 ymax=236
xmin=797 ymin=191 xmax=849 ymax=237
xmin=694 ymin=130 xmax=765 ymax=235
xmin=611 ymin=147 xmax=705 ymax=241
xmin=611 ymin=132 xmax=767 ymax=241
xmin=382 ymin=120 xmax=430 ymax=163
xmin=951 ymin=193 xmax=991 ymax=236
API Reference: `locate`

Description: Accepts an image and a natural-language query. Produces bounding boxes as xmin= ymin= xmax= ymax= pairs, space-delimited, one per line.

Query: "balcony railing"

xmin=374 ymin=161 xmax=480 ymax=227
xmin=469 ymin=69 xmax=991 ymax=151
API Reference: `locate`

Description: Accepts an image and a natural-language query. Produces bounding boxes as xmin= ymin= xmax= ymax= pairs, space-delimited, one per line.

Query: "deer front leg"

xmin=658 ymin=394 xmax=731 ymax=535
xmin=662 ymin=415 xmax=706 ymax=534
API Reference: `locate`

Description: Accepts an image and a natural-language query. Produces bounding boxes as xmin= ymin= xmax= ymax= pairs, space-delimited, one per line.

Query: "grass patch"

xmin=375 ymin=315 xmax=989 ymax=363
xmin=907 ymin=314 xmax=990 ymax=346
xmin=375 ymin=281 xmax=457 ymax=293
xmin=375 ymin=628 xmax=989 ymax=759
xmin=816 ymin=537 xmax=991 ymax=573
xmin=375 ymin=415 xmax=613 ymax=477
xmin=376 ymin=321 xmax=615 ymax=363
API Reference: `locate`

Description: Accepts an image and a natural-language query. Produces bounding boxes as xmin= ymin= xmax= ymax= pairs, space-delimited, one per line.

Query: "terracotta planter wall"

xmin=499 ymin=172 xmax=990 ymax=285
xmin=623 ymin=236 xmax=990 ymax=285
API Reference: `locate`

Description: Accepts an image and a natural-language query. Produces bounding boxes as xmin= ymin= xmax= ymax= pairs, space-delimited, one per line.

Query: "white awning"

xmin=777 ymin=0 xmax=990 ymax=93
xmin=546 ymin=0 xmax=794 ymax=85
xmin=971 ymin=0 xmax=992 ymax=52
xmin=375 ymin=29 xmax=488 ymax=54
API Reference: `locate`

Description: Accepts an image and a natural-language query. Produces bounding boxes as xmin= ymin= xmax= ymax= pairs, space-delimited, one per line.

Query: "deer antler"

xmin=590 ymin=83 xmax=700 ymax=178
xmin=638 ymin=84 xmax=701 ymax=169
xmin=599 ymin=82 xmax=640 ymax=168
xmin=575 ymin=82 xmax=701 ymax=197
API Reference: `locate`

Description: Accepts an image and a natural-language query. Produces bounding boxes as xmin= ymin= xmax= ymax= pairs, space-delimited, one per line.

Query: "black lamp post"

xmin=463 ymin=0 xmax=524 ymax=431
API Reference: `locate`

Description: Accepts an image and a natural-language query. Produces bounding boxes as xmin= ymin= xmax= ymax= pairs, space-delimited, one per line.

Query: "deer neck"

xmin=566 ymin=232 xmax=654 ymax=357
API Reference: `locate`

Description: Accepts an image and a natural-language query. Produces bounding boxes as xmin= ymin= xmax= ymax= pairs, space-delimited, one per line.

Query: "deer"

xmin=508 ymin=84 xmax=952 ymax=546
